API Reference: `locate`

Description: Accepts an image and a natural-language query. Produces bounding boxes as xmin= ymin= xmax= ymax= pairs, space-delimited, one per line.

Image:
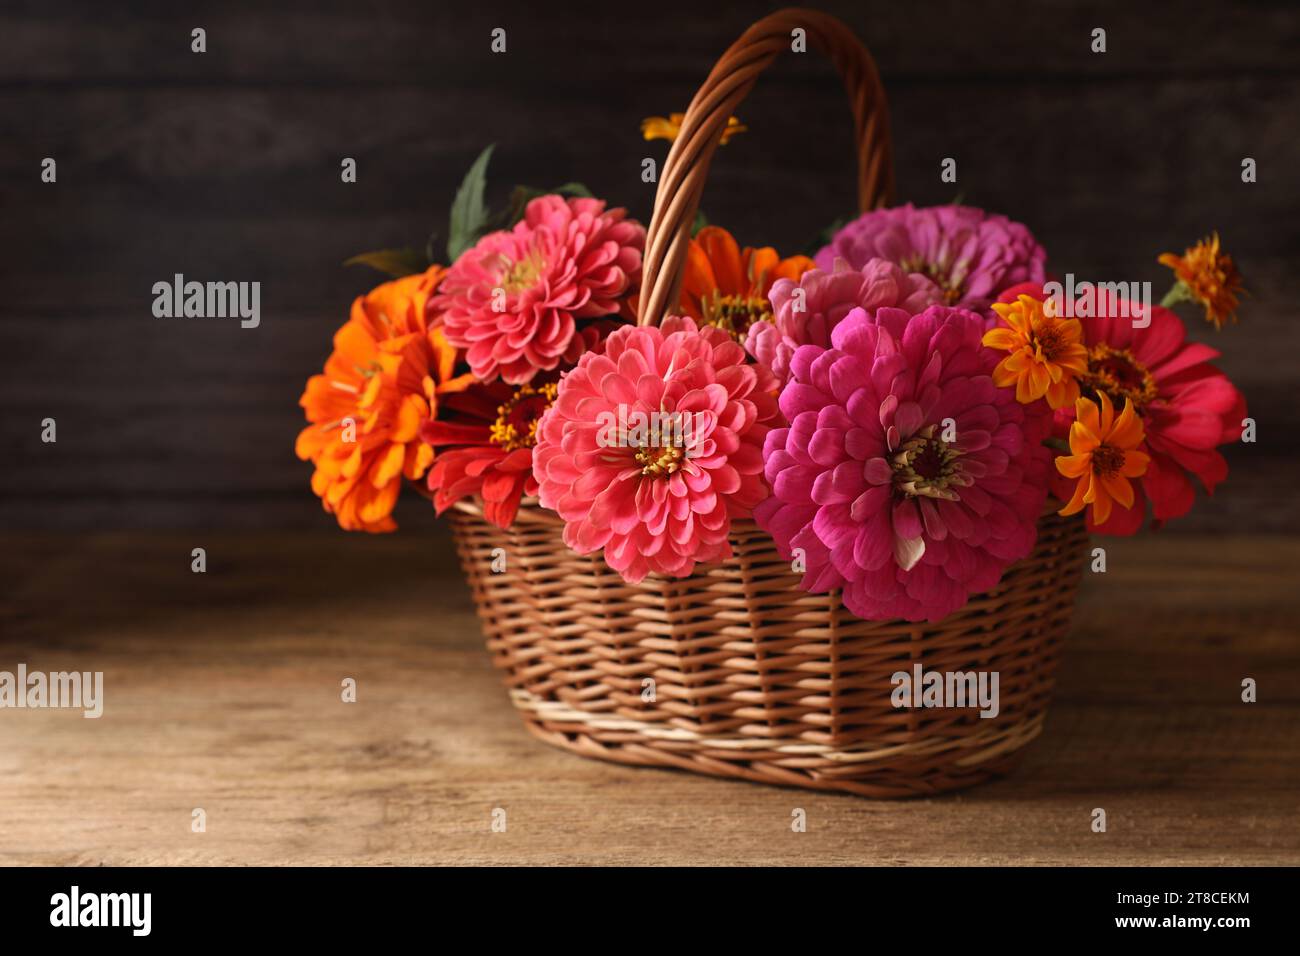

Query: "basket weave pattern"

xmin=451 ymin=503 xmax=1088 ymax=797
xmin=448 ymin=7 xmax=1090 ymax=796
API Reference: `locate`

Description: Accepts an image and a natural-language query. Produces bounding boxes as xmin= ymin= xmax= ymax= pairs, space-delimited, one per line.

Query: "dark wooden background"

xmin=2 ymin=0 xmax=1297 ymax=533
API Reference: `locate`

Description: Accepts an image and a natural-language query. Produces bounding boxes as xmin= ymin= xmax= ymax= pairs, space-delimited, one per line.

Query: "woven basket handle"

xmin=636 ymin=7 xmax=894 ymax=327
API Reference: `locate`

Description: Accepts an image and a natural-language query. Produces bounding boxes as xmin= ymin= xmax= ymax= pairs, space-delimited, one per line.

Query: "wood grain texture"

xmin=0 ymin=531 xmax=1295 ymax=865
xmin=1 ymin=0 xmax=1297 ymax=530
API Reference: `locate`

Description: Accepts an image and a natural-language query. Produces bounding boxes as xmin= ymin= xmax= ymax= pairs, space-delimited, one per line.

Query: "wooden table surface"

xmin=1 ymin=530 xmax=1296 ymax=866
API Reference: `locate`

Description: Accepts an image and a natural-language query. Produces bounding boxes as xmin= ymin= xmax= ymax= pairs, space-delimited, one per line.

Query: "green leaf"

xmin=504 ymin=184 xmax=546 ymax=226
xmin=501 ymin=181 xmax=597 ymax=227
xmin=691 ymin=208 xmax=708 ymax=237
xmin=343 ymin=247 xmax=429 ymax=279
xmin=447 ymin=144 xmax=496 ymax=261
xmin=803 ymin=216 xmax=847 ymax=256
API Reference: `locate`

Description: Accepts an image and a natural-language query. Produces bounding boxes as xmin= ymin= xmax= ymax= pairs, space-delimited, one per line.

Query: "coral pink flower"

xmin=816 ymin=204 xmax=1047 ymax=313
xmin=755 ymin=304 xmax=1053 ymax=623
xmin=744 ymin=257 xmax=940 ymax=389
xmin=995 ymin=283 xmax=1246 ymax=534
xmin=533 ymin=317 xmax=779 ymax=582
xmin=433 ymin=195 xmax=645 ymax=384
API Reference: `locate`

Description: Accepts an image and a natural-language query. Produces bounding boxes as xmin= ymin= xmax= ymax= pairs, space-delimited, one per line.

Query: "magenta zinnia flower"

xmin=533 ymin=317 xmax=779 ymax=583
xmin=433 ymin=195 xmax=645 ymax=384
xmin=755 ymin=304 xmax=1053 ymax=622
xmin=744 ymin=257 xmax=940 ymax=389
xmin=815 ymin=204 xmax=1047 ymax=313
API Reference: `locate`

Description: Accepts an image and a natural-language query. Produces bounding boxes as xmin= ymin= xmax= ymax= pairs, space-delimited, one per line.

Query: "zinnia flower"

xmin=678 ymin=225 xmax=814 ymax=341
xmin=984 ymin=293 xmax=1089 ymax=408
xmin=432 ymin=195 xmax=645 ymax=384
xmin=755 ymin=304 xmax=1053 ymax=623
xmin=1158 ymin=232 xmax=1245 ymax=329
xmin=1056 ymin=393 xmax=1149 ymax=526
xmin=744 ymin=257 xmax=941 ymax=389
xmin=297 ymin=266 xmax=473 ymax=532
xmin=420 ymin=378 xmax=557 ymax=530
xmin=532 ymin=317 xmax=779 ymax=583
xmin=642 ymin=112 xmax=747 ymax=144
xmin=815 ymin=204 xmax=1047 ymax=313
xmin=998 ymin=282 xmax=1247 ymax=534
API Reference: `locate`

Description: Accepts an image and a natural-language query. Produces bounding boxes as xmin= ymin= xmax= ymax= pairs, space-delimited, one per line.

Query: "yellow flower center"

xmin=489 ymin=381 xmax=558 ymax=452
xmin=501 ymin=251 xmax=544 ymax=293
xmin=702 ymin=293 xmax=771 ymax=340
xmin=635 ymin=443 xmax=684 ymax=477
xmin=1082 ymin=344 xmax=1158 ymax=410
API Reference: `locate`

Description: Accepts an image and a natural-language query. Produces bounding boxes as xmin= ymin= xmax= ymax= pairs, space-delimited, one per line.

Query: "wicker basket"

xmin=448 ymin=7 xmax=1090 ymax=797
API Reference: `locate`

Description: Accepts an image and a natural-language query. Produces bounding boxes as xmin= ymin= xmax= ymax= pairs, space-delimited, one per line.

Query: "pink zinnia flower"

xmin=533 ymin=317 xmax=779 ymax=583
xmin=755 ymin=304 xmax=1053 ymax=623
xmin=816 ymin=204 xmax=1047 ymax=313
xmin=995 ymin=283 xmax=1246 ymax=535
xmin=744 ymin=257 xmax=941 ymax=389
xmin=433 ymin=195 xmax=645 ymax=384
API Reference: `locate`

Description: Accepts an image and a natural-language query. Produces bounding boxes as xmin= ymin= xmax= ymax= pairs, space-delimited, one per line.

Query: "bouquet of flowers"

xmin=297 ymin=142 xmax=1246 ymax=624
xmin=292 ymin=5 xmax=1257 ymax=797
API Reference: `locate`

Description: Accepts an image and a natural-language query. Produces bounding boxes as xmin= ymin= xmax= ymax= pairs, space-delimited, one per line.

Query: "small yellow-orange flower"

xmin=984 ymin=294 xmax=1089 ymax=408
xmin=1158 ymin=232 xmax=1245 ymax=329
xmin=1056 ymin=392 xmax=1150 ymax=526
xmin=641 ymin=112 xmax=747 ymax=145
xmin=679 ymin=226 xmax=814 ymax=340
xmin=296 ymin=266 xmax=473 ymax=532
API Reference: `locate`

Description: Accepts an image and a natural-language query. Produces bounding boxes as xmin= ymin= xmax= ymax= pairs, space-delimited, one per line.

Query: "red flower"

xmin=997 ymin=283 xmax=1246 ymax=534
xmin=419 ymin=379 xmax=558 ymax=529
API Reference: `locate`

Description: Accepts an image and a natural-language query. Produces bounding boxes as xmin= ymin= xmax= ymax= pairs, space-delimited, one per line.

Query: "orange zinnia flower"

xmin=641 ymin=113 xmax=747 ymax=145
xmin=984 ymin=293 xmax=1089 ymax=408
xmin=1055 ymin=392 xmax=1150 ymax=526
xmin=1158 ymin=232 xmax=1245 ymax=329
xmin=678 ymin=226 xmax=814 ymax=340
xmin=296 ymin=266 xmax=473 ymax=532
